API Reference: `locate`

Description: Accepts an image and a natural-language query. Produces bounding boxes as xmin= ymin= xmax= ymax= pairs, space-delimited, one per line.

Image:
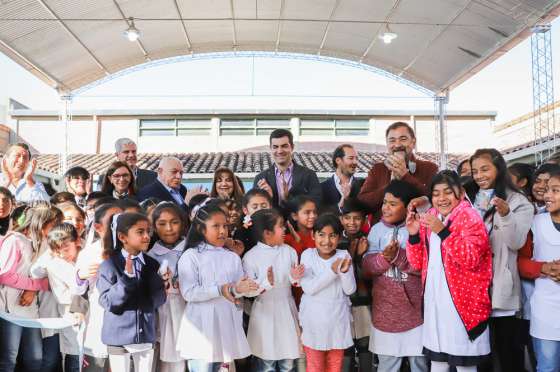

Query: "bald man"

xmin=137 ymin=157 xmax=187 ymax=209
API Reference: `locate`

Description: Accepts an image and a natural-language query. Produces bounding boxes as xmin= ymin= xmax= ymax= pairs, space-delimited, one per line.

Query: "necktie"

xmin=132 ymin=257 xmax=142 ymax=279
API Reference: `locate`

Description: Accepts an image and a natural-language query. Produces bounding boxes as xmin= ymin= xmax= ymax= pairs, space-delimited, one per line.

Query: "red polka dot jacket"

xmin=406 ymin=199 xmax=493 ymax=340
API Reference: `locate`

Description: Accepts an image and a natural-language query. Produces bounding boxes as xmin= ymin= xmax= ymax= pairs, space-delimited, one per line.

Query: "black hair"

xmin=269 ymin=128 xmax=294 ymax=147
xmin=0 ymin=187 xmax=14 ymax=203
xmin=547 ymin=167 xmax=560 ymax=182
xmin=86 ymin=191 xmax=109 ymax=203
xmin=116 ymin=198 xmax=142 ymax=213
xmin=103 ymin=212 xmax=150 ymax=256
xmin=457 ymin=159 xmax=470 ymax=175
xmin=9 ymin=204 xmax=27 ymax=231
xmin=313 ymin=213 xmax=343 ymax=235
xmin=185 ymin=204 xmax=228 ymax=248
xmin=340 ymin=198 xmax=367 ymax=216
xmin=242 ymin=188 xmax=272 ymax=208
xmin=286 ymin=195 xmax=317 ymax=230
xmin=384 ymin=180 xmax=422 ymax=208
xmin=251 ymin=208 xmax=283 ymax=243
xmin=332 ymin=144 xmax=354 ymax=169
xmin=93 ymin=196 xmax=117 ymax=209
xmin=188 ymin=193 xmax=211 ymax=213
xmin=139 ymin=197 xmax=162 ymax=212
xmin=385 ymin=121 xmax=415 ymax=139
xmin=64 ymin=166 xmax=90 ymax=179
xmin=508 ymin=163 xmax=536 ymax=197
xmin=468 ymin=149 xmax=525 ymax=219
xmin=533 ymin=163 xmax=560 ymax=182
xmin=50 ymin=191 xmax=75 ymax=205
xmin=430 ymin=170 xmax=463 ymax=201
xmin=92 ymin=202 xmax=122 ymax=242
xmin=151 ymin=202 xmax=188 ymax=242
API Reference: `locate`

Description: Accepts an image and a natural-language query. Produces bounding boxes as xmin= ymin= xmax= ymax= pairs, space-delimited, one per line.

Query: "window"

xmin=177 ymin=120 xmax=212 ymax=136
xmin=256 ymin=119 xmax=290 ymax=136
xmin=300 ymin=120 xmax=335 ymax=136
xmin=335 ymin=120 xmax=369 ymax=136
xmin=139 ymin=120 xmax=175 ymax=136
xmin=220 ymin=119 xmax=256 ymax=136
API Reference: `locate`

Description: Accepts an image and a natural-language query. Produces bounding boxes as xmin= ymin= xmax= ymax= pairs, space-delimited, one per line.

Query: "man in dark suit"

xmin=137 ymin=156 xmax=187 ymax=210
xmin=253 ymin=129 xmax=321 ymax=210
xmin=321 ymin=144 xmax=364 ymax=212
xmin=98 ymin=138 xmax=157 ymax=190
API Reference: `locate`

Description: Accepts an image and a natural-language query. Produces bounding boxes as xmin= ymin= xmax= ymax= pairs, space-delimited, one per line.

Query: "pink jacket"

xmin=406 ymin=200 xmax=492 ymax=340
xmin=0 ymin=233 xmax=48 ymax=291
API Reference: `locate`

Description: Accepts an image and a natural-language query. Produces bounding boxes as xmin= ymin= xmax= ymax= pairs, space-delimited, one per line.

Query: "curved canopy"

xmin=1 ymin=0 xmax=559 ymax=94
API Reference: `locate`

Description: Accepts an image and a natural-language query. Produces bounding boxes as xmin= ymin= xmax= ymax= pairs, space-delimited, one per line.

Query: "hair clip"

xmin=110 ymin=213 xmax=123 ymax=249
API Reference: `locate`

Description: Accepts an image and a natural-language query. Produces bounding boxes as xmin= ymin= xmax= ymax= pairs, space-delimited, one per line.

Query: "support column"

xmin=435 ymin=92 xmax=449 ymax=170
xmin=59 ymin=94 xmax=72 ymax=175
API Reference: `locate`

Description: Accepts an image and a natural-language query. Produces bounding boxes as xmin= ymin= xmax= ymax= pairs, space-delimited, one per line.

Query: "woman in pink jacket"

xmin=406 ymin=170 xmax=492 ymax=372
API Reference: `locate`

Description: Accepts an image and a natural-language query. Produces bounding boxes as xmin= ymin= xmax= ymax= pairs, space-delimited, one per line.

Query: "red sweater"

xmin=518 ymin=232 xmax=544 ymax=279
xmin=285 ymin=230 xmax=315 ymax=307
xmin=406 ymin=200 xmax=492 ymax=340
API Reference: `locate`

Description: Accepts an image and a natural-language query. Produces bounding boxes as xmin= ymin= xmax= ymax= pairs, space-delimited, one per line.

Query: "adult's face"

xmin=336 ymin=147 xmax=358 ymax=177
xmin=386 ymin=126 xmax=416 ymax=157
xmin=6 ymin=146 xmax=29 ymax=178
xmin=110 ymin=166 xmax=132 ymax=194
xmin=66 ymin=174 xmax=88 ymax=197
xmin=158 ymin=159 xmax=183 ymax=189
xmin=116 ymin=143 xmax=138 ymax=169
xmin=270 ymin=136 xmax=293 ymax=167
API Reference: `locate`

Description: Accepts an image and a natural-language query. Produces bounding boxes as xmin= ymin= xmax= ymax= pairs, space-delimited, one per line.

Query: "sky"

xmin=1 ymin=18 xmax=559 ymax=124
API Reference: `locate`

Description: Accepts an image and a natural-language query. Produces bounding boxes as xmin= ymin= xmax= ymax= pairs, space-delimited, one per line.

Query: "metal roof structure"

xmin=1 ymin=0 xmax=560 ymax=95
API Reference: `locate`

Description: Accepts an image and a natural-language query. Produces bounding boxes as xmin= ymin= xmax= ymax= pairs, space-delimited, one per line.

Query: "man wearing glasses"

xmin=137 ymin=157 xmax=188 ymax=210
xmin=358 ymin=121 xmax=438 ymax=219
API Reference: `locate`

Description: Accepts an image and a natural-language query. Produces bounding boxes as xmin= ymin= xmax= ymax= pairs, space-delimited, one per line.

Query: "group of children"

xmin=0 ymin=146 xmax=559 ymax=372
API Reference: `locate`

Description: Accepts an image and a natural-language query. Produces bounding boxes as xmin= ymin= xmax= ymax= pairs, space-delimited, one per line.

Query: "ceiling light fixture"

xmin=379 ymin=25 xmax=397 ymax=44
xmin=124 ymin=17 xmax=141 ymax=42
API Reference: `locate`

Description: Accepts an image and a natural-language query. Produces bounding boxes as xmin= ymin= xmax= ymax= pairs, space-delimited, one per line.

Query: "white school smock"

xmin=75 ymin=239 xmax=108 ymax=358
xmin=422 ymin=232 xmax=490 ymax=356
xmin=33 ymin=243 xmax=60 ymax=338
xmin=299 ymin=248 xmax=356 ymax=351
xmin=530 ymin=213 xmax=560 ymax=341
xmin=31 ymin=254 xmax=81 ymax=355
xmin=176 ymin=243 xmax=251 ymax=362
xmin=242 ymin=242 xmax=300 ymax=360
xmin=147 ymin=240 xmax=187 ymax=363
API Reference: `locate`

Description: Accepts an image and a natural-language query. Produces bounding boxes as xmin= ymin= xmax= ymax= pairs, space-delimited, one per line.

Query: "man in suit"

xmin=137 ymin=157 xmax=187 ymax=210
xmin=253 ymin=129 xmax=321 ymax=210
xmin=321 ymin=144 xmax=364 ymax=212
xmin=98 ymin=138 xmax=157 ymax=190
xmin=358 ymin=121 xmax=438 ymax=218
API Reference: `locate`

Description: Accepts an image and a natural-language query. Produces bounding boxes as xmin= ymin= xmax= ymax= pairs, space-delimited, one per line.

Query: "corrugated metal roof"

xmin=0 ymin=0 xmax=559 ymax=93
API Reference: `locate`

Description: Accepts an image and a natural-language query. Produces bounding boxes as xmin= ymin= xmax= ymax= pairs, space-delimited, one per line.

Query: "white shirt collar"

xmin=333 ymin=173 xmax=353 ymax=195
xmin=150 ymin=239 xmax=186 ymax=255
xmin=120 ymin=248 xmax=145 ymax=265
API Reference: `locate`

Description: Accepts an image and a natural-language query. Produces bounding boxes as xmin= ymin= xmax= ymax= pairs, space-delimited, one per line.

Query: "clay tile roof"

xmin=32 ymin=151 xmax=462 ymax=176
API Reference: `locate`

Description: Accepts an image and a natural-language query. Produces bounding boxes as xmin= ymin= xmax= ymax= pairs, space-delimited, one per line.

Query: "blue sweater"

xmin=97 ymin=252 xmax=166 ymax=346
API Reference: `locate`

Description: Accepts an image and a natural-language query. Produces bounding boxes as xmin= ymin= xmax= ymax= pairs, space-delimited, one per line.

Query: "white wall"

xmin=18 ymin=119 xmax=96 ymax=153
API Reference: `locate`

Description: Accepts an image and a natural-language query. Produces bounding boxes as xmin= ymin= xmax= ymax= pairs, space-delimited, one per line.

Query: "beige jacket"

xmin=486 ymin=191 xmax=533 ymax=312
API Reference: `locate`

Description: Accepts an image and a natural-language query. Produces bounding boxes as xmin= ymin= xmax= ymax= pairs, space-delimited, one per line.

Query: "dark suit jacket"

xmin=136 ymin=168 xmax=157 ymax=190
xmin=321 ymin=175 xmax=364 ymax=211
xmin=137 ymin=179 xmax=188 ymax=210
xmin=253 ymin=162 xmax=322 ymax=208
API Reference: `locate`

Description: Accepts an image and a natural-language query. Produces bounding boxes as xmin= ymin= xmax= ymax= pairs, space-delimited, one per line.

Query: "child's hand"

xmin=224 ymin=238 xmax=245 ymax=256
xmin=382 ymin=240 xmax=399 ymax=262
xmin=420 ymin=214 xmax=445 ymax=234
xmin=406 ymin=211 xmax=420 ymax=236
xmin=235 ymin=277 xmax=259 ymax=294
xmin=19 ymin=290 xmax=36 ymax=306
xmin=220 ymin=283 xmax=236 ymax=303
xmin=491 ymin=197 xmax=510 ymax=217
xmin=331 ymin=258 xmax=343 ymax=274
xmin=125 ymin=254 xmax=134 ymax=276
xmin=257 ymin=179 xmax=273 ymax=198
xmin=286 ymin=221 xmax=301 ymax=243
xmin=340 ymin=258 xmax=352 ymax=273
xmin=267 ymin=266 xmax=275 ymax=286
xmin=542 ymin=260 xmax=560 ymax=281
xmin=78 ymin=262 xmax=99 ymax=280
xmin=357 ymin=237 xmax=368 ymax=256
xmin=290 ymin=264 xmax=305 ymax=281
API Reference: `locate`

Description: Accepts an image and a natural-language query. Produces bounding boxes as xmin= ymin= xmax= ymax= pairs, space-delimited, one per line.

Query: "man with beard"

xmin=253 ymin=128 xmax=321 ymax=210
xmin=358 ymin=122 xmax=437 ymax=219
xmin=98 ymin=138 xmax=157 ymax=190
xmin=64 ymin=166 xmax=91 ymax=208
xmin=0 ymin=143 xmax=49 ymax=202
xmin=321 ymin=144 xmax=364 ymax=212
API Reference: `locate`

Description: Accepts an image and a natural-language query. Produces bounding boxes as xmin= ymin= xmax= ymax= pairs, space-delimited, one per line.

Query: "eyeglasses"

xmin=111 ymin=173 xmax=131 ymax=179
xmin=70 ymin=175 xmax=89 ymax=181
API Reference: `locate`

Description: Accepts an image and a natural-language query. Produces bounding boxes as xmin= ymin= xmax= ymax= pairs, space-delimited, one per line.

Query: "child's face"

xmin=264 ymin=218 xmax=285 ymax=246
xmin=340 ymin=212 xmax=364 ymax=236
xmin=533 ymin=172 xmax=551 ymax=202
xmin=314 ymin=225 xmax=340 ymax=258
xmin=42 ymin=219 xmax=59 ymax=238
xmin=155 ymin=210 xmax=182 ymax=245
xmin=243 ymin=195 xmax=271 ymax=216
xmin=544 ymin=177 xmax=560 ymax=213
xmin=292 ymin=201 xmax=317 ymax=230
xmin=94 ymin=207 xmax=123 ymax=239
xmin=63 ymin=209 xmax=85 ymax=237
xmin=119 ymin=220 xmax=151 ymax=255
xmin=226 ymin=202 xmax=242 ymax=227
xmin=57 ymin=239 xmax=81 ymax=263
xmin=204 ymin=212 xmax=228 ymax=247
xmin=381 ymin=192 xmax=406 ymax=225
xmin=0 ymin=193 xmax=12 ymax=219
xmin=471 ymin=156 xmax=498 ymax=190
xmin=432 ymin=183 xmax=462 ymax=217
